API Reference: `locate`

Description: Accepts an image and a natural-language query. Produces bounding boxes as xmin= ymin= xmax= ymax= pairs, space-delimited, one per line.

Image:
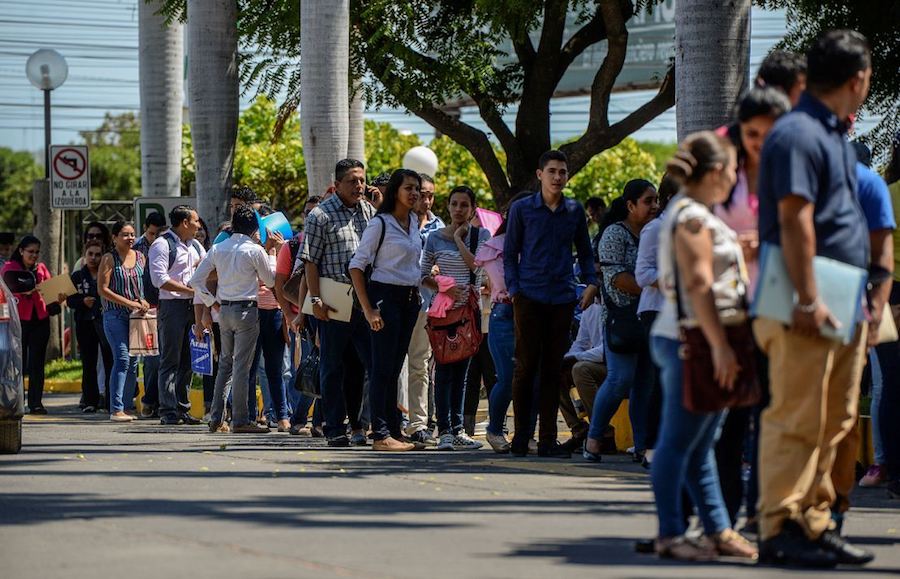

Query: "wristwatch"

xmin=310 ymin=296 xmax=322 ymax=306
xmin=796 ymin=296 xmax=820 ymax=314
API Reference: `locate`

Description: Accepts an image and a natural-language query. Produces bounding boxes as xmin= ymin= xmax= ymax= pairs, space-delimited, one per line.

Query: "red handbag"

xmin=426 ymin=287 xmax=482 ymax=365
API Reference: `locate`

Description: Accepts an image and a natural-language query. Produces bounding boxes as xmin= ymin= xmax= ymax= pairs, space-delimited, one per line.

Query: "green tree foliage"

xmin=566 ymin=138 xmax=661 ymax=204
xmin=80 ymin=113 xmax=142 ymax=199
xmin=0 ymin=147 xmax=42 ymax=233
xmin=756 ymin=0 xmax=899 ymax=159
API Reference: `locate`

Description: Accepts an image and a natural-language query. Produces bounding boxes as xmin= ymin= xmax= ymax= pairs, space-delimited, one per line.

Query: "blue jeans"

xmin=435 ymin=358 xmax=470 ymax=435
xmin=248 ymin=308 xmax=290 ymax=421
xmin=102 ymin=308 xmax=138 ymax=413
xmin=487 ymin=303 xmax=514 ymax=436
xmin=367 ymin=282 xmax=420 ymax=440
xmin=318 ymin=309 xmax=371 ymax=439
xmin=870 ymin=351 xmax=885 ymax=464
xmin=650 ymin=335 xmax=730 ymax=537
xmin=587 ymin=341 xmax=653 ymax=451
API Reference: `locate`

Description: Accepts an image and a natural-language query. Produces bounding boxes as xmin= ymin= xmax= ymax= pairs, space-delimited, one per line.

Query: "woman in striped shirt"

xmin=420 ymin=186 xmax=490 ymax=451
xmin=98 ymin=221 xmax=149 ymax=422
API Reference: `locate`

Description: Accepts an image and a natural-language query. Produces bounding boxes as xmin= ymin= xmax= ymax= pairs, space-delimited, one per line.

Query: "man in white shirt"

xmin=563 ymin=300 xmax=606 ymax=429
xmin=191 ymin=206 xmax=283 ymax=433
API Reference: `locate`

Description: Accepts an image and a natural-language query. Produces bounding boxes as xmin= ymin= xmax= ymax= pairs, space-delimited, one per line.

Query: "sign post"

xmin=49 ymin=145 xmax=90 ymax=210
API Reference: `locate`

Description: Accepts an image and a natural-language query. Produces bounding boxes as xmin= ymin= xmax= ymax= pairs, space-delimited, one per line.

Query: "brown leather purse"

xmin=426 ymin=287 xmax=483 ymax=365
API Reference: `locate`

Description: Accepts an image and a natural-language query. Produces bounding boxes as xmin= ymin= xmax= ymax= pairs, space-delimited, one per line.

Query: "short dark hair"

xmin=231 ymin=186 xmax=256 ymax=205
xmin=418 ymin=173 xmax=435 ymax=186
xmin=737 ymin=86 xmax=791 ymax=123
xmin=231 ymin=205 xmax=259 ymax=237
xmin=144 ymin=211 xmax=166 ymax=229
xmin=169 ymin=205 xmax=195 ymax=229
xmin=887 ymin=131 xmax=900 ymax=185
xmin=83 ymin=221 xmax=111 ymax=247
xmin=852 ymin=141 xmax=872 ymax=168
xmin=756 ymin=50 xmax=807 ymax=95
xmin=538 ymin=149 xmax=567 ymax=170
xmin=372 ymin=171 xmax=392 ymax=187
xmin=256 ymin=204 xmax=274 ymax=217
xmin=82 ymin=239 xmax=104 ymax=255
xmin=584 ymin=197 xmax=606 ymax=212
xmin=806 ymin=29 xmax=871 ymax=94
xmin=111 ymin=221 xmax=135 ymax=237
xmin=378 ymin=169 xmax=422 ymax=215
xmin=448 ymin=185 xmax=476 ymax=207
xmin=335 ymin=158 xmax=365 ymax=182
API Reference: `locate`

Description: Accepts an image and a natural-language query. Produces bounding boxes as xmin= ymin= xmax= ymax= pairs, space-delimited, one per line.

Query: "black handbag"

xmin=294 ymin=329 xmax=321 ymax=399
xmin=599 ymin=223 xmax=645 ymax=354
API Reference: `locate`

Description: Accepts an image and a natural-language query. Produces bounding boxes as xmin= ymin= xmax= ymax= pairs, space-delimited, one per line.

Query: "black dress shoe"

xmin=559 ymin=435 xmax=586 ymax=453
xmin=180 ymin=413 xmax=202 ymax=425
xmin=327 ymin=435 xmax=350 ymax=447
xmin=537 ymin=441 xmax=572 ymax=458
xmin=758 ymin=522 xmax=838 ymax=568
xmin=817 ymin=530 xmax=874 ymax=566
xmin=160 ymin=415 xmax=184 ymax=425
xmin=510 ymin=436 xmax=529 ymax=457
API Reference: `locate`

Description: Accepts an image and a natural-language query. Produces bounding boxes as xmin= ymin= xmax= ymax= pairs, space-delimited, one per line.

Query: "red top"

xmin=1 ymin=260 xmax=53 ymax=321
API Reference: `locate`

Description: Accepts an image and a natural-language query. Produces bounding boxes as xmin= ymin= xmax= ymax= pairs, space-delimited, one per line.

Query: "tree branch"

xmin=557 ymin=0 xmax=634 ymax=84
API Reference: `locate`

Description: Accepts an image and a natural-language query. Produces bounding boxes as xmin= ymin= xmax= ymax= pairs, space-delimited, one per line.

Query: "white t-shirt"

xmin=652 ymin=193 xmax=749 ymax=340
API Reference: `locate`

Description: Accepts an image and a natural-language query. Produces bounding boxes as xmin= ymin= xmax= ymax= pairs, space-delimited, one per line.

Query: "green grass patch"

xmin=45 ymin=359 xmax=83 ymax=381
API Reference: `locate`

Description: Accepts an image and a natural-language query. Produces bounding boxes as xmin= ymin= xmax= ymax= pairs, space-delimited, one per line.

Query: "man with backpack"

xmin=149 ymin=205 xmax=206 ymax=425
xmin=133 ymin=211 xmax=166 ymax=418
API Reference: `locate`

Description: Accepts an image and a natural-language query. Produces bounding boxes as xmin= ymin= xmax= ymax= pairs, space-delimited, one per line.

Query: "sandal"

xmin=655 ymin=536 xmax=717 ymax=561
xmin=710 ymin=528 xmax=759 ymax=560
xmin=582 ymin=439 xmax=602 ymax=463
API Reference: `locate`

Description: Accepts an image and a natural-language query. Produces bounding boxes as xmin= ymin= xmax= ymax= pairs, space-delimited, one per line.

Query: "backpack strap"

xmin=370 ymin=215 xmax=387 ymax=273
xmin=467 ymin=226 xmax=479 ymax=286
xmin=165 ymin=231 xmax=202 ymax=270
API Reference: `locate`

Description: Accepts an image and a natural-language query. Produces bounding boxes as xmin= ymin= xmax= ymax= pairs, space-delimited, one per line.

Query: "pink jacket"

xmin=473 ymin=234 xmax=508 ymax=304
xmin=427 ymin=275 xmax=459 ymax=318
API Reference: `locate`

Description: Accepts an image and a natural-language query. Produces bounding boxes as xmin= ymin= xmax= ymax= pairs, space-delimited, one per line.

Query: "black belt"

xmin=220 ymin=300 xmax=257 ymax=308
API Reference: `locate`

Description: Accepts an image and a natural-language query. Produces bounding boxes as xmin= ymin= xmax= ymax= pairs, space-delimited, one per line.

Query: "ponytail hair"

xmin=666 ymin=131 xmax=734 ymax=186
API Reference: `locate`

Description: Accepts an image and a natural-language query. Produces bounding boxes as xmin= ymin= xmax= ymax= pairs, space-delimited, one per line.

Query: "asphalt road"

xmin=1 ymin=393 xmax=899 ymax=579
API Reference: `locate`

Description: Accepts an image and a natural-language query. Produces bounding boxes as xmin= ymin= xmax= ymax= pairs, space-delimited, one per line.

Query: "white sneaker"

xmin=437 ymin=433 xmax=455 ymax=451
xmin=528 ymin=438 xmax=538 ymax=454
xmin=486 ymin=431 xmax=511 ymax=453
xmin=452 ymin=432 xmax=483 ymax=450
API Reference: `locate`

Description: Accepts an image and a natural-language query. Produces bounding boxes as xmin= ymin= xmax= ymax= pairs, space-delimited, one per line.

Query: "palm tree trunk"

xmin=187 ymin=0 xmax=238 ymax=229
xmin=139 ymin=0 xmax=183 ymax=197
xmin=301 ymin=0 xmax=350 ymax=196
xmin=675 ymin=0 xmax=751 ymax=140
xmin=348 ymin=79 xmax=365 ymax=163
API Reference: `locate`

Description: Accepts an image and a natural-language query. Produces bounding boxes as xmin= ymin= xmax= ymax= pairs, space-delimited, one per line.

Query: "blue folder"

xmin=190 ymin=329 xmax=214 ymax=376
xmin=751 ymin=243 xmax=867 ymax=344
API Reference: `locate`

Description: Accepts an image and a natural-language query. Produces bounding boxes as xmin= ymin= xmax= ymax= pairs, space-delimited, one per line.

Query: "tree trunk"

xmin=348 ymin=80 xmax=365 ymax=164
xmin=31 ymin=180 xmax=61 ymax=359
xmin=139 ymin=0 xmax=183 ymax=198
xmin=187 ymin=0 xmax=238 ymax=230
xmin=301 ymin=0 xmax=349 ymax=196
xmin=675 ymin=0 xmax=751 ymax=140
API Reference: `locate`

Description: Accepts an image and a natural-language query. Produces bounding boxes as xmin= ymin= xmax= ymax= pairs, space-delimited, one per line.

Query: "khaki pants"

xmin=571 ymin=359 xmax=606 ymax=417
xmin=403 ymin=309 xmax=432 ymax=435
xmin=753 ymin=318 xmax=867 ymax=540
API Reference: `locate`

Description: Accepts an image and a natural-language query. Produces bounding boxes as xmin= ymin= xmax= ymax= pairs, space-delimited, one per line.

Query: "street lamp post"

xmin=26 ymin=49 xmax=68 ymax=179
xmin=25 ymin=49 xmax=68 ymax=360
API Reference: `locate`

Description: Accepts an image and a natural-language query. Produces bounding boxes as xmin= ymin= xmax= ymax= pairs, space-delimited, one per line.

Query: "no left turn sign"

xmin=50 ymin=145 xmax=90 ymax=209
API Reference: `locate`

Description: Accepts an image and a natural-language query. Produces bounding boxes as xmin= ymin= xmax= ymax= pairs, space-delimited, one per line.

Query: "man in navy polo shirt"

xmin=754 ymin=30 xmax=874 ymax=568
xmin=504 ymin=150 xmax=598 ymax=458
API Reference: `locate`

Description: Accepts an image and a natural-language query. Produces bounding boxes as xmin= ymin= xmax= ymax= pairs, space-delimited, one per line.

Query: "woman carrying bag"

xmin=349 ymin=169 xmax=423 ymax=452
xmin=420 ymin=186 xmax=490 ymax=451
xmin=1 ymin=235 xmax=66 ymax=414
xmin=584 ymin=179 xmax=658 ymax=463
xmin=68 ymin=240 xmax=114 ymax=413
xmin=98 ymin=221 xmax=149 ymax=422
xmin=649 ymin=131 xmax=758 ymax=561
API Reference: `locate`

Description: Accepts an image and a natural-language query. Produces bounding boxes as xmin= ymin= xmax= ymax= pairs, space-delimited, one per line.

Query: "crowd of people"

xmin=6 ymin=28 xmax=898 ymax=569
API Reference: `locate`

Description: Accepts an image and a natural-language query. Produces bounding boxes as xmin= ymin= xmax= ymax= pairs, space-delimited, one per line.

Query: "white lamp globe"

xmin=402 ymin=146 xmax=439 ymax=176
xmin=26 ymin=49 xmax=68 ymax=91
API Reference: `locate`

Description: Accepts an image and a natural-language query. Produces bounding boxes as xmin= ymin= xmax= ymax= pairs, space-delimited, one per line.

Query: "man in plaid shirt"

xmin=302 ymin=158 xmax=376 ymax=447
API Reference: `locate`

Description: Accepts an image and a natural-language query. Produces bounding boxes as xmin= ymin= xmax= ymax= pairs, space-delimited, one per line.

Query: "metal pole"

xmin=43 ymin=88 xmax=51 ymax=180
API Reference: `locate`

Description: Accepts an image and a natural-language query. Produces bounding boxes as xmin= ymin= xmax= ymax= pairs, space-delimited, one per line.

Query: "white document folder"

xmin=751 ymin=243 xmax=867 ymax=344
xmin=301 ymin=277 xmax=354 ymax=323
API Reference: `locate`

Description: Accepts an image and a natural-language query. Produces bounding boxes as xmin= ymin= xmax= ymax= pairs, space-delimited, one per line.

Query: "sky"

xmin=0 ymin=1 xmax=873 ymax=157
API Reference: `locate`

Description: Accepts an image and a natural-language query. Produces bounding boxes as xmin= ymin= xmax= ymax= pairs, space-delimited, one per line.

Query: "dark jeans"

xmin=318 ymin=309 xmax=370 ymax=439
xmin=434 ymin=358 xmax=470 ymax=435
xmin=141 ymin=354 xmax=160 ymax=409
xmin=157 ymin=298 xmax=194 ymax=420
xmin=464 ymin=335 xmax=496 ymax=417
xmin=511 ymin=295 xmax=576 ymax=446
xmin=715 ymin=406 xmax=751 ymax=525
xmin=745 ymin=345 xmax=771 ymax=519
xmin=22 ymin=316 xmax=50 ymax=410
xmin=76 ymin=318 xmax=112 ymax=408
xmin=201 ymin=322 xmax=221 ymax=406
xmin=248 ymin=309 xmax=290 ymax=421
xmin=292 ymin=319 xmax=323 ymax=427
xmin=879 ymin=284 xmax=900 ymax=481
xmin=368 ymin=282 xmax=420 ymax=441
xmin=640 ymin=310 xmax=662 ymax=449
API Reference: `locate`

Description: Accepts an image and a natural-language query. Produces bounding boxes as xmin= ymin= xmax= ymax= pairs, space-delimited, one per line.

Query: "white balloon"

xmin=402 ymin=146 xmax=439 ymax=175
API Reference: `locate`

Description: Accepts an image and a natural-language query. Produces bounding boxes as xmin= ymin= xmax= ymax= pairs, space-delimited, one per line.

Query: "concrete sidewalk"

xmin=1 ymin=393 xmax=898 ymax=579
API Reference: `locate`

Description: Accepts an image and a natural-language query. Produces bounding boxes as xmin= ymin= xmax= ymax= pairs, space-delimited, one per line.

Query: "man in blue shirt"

xmin=754 ymin=30 xmax=874 ymax=568
xmin=504 ymin=150 xmax=598 ymax=458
